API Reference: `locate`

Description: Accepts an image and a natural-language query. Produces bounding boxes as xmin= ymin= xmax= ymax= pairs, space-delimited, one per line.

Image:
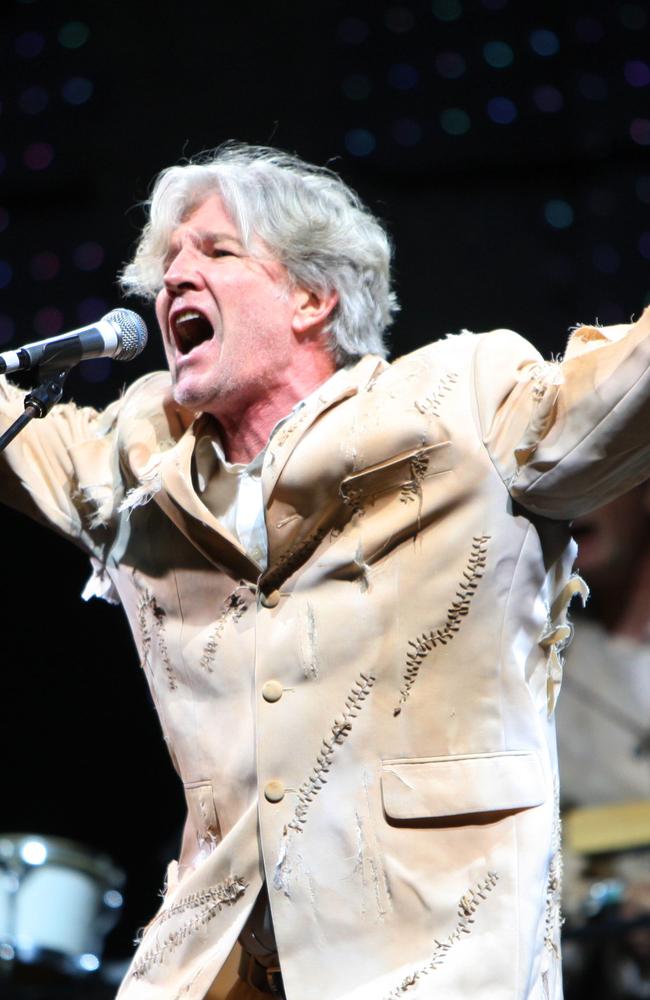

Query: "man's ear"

xmin=291 ymin=286 xmax=339 ymax=337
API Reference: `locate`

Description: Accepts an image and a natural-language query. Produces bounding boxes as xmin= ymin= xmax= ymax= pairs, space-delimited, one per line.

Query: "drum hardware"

xmin=0 ymin=833 xmax=125 ymax=980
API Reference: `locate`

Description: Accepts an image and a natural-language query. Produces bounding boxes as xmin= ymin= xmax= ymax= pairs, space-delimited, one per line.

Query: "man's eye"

xmin=210 ymin=248 xmax=234 ymax=258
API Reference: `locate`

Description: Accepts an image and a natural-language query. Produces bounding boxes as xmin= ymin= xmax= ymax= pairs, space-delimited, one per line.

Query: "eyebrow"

xmin=163 ymin=228 xmax=245 ymax=265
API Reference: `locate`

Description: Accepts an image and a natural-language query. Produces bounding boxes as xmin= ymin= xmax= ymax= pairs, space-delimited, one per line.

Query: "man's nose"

xmin=163 ymin=246 xmax=205 ymax=294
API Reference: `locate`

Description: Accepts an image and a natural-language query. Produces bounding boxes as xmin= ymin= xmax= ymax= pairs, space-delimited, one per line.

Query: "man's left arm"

xmin=476 ymin=306 xmax=650 ymax=519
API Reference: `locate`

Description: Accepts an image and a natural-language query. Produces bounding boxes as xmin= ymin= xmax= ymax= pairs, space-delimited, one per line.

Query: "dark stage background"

xmin=0 ymin=0 xmax=648 ymax=972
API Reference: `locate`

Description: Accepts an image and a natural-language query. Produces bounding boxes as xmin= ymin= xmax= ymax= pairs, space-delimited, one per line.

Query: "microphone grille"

xmin=107 ymin=308 xmax=148 ymax=361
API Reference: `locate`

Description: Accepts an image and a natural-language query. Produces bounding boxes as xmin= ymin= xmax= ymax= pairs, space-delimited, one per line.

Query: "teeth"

xmin=176 ymin=311 xmax=201 ymax=325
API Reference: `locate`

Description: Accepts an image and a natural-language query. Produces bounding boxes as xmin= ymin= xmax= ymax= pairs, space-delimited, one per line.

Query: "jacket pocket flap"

xmin=381 ymin=750 xmax=545 ymax=820
xmin=340 ymin=441 xmax=453 ymax=503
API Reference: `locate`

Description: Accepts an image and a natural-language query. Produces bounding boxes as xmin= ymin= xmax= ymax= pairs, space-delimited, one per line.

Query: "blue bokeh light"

xmin=487 ymin=96 xmax=517 ymax=124
xmin=592 ymin=244 xmax=621 ymax=274
xmin=483 ymin=41 xmax=514 ymax=69
xmin=15 ymin=31 xmax=45 ymax=58
xmin=62 ymin=78 xmax=94 ymax=105
xmin=530 ymin=29 xmax=560 ymax=57
xmin=344 ymin=128 xmax=376 ymax=157
xmin=544 ymin=199 xmax=574 ymax=229
xmin=388 ymin=63 xmax=419 ymax=91
xmin=0 ymin=261 xmax=13 ymax=289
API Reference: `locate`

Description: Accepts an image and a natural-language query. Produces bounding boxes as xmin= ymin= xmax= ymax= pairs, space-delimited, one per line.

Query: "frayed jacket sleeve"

xmin=475 ymin=306 xmax=650 ymax=519
xmin=0 ymin=376 xmax=121 ymax=547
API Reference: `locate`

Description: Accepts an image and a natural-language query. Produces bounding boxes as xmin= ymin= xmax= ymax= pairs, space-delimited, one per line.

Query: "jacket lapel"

xmin=155 ymin=424 xmax=261 ymax=581
xmin=261 ymin=355 xmax=387 ymax=580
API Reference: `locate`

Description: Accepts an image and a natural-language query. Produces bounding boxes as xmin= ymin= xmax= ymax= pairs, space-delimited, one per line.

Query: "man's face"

xmin=155 ymin=193 xmax=302 ymax=417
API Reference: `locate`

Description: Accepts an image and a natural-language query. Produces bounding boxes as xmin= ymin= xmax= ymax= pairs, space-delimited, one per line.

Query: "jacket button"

xmin=264 ymin=780 xmax=285 ymax=803
xmin=260 ymin=589 xmax=281 ymax=608
xmin=262 ymin=680 xmax=283 ymax=703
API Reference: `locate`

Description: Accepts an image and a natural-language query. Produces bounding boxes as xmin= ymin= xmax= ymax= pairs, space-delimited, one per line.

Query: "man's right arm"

xmin=0 ymin=376 xmax=120 ymax=548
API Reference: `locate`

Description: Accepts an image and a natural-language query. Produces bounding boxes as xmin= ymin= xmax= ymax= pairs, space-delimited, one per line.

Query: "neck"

xmin=208 ymin=352 xmax=337 ymax=464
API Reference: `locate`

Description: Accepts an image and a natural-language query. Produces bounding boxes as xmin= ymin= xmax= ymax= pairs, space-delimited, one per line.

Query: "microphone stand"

xmin=0 ymin=366 xmax=71 ymax=454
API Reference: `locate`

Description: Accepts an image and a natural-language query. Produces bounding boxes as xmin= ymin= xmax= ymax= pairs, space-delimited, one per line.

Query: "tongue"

xmin=179 ymin=316 xmax=213 ymax=354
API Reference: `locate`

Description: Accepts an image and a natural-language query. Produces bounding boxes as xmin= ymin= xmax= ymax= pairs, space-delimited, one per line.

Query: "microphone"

xmin=0 ymin=309 xmax=148 ymax=374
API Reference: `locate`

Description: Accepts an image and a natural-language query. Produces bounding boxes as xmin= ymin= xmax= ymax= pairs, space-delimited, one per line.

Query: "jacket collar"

xmin=128 ymin=355 xmax=387 ymax=580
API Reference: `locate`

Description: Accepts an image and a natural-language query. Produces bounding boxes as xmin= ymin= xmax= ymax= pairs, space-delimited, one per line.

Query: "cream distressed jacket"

xmin=2 ymin=312 xmax=650 ymax=1000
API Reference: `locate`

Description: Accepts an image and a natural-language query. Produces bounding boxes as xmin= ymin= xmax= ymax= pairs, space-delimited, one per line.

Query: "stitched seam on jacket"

xmin=394 ymin=535 xmax=490 ymax=714
xmin=287 ymin=670 xmax=376 ymax=833
xmin=200 ymin=591 xmax=247 ymax=672
xmin=383 ymin=872 xmax=499 ymax=998
xmin=137 ymin=589 xmax=176 ymax=690
xmin=130 ymin=876 xmax=248 ymax=979
xmin=414 ymin=370 xmax=459 ymax=416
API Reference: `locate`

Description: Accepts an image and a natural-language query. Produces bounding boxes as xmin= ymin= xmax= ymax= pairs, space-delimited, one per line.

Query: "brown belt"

xmin=238 ymin=948 xmax=286 ymax=998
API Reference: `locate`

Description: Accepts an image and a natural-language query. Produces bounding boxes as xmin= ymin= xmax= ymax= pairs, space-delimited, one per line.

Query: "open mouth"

xmin=172 ymin=310 xmax=214 ymax=355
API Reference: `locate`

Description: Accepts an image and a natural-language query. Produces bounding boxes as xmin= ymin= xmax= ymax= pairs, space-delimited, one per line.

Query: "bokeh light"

xmin=533 ymin=85 xmax=563 ymax=113
xmin=338 ymin=18 xmax=369 ymax=44
xmin=486 ymin=96 xmax=517 ymax=124
xmin=72 ymin=242 xmax=105 ymax=271
xmin=432 ymin=0 xmax=462 ymax=23
xmin=77 ymin=298 xmax=108 ymax=325
xmin=587 ymin=188 xmax=617 ymax=217
xmin=624 ymin=60 xmax=650 ymax=88
xmin=529 ymin=29 xmax=560 ymax=57
xmin=62 ymin=78 xmax=94 ymax=106
xmin=58 ymin=22 xmax=90 ymax=49
xmin=0 ymin=262 xmax=14 ymax=289
xmin=435 ymin=52 xmax=467 ymax=79
xmin=483 ymin=41 xmax=514 ymax=69
xmin=638 ymin=232 xmax=650 ymax=261
xmin=636 ymin=176 xmax=650 ymax=203
xmin=440 ymin=107 xmax=471 ymax=135
xmin=592 ymin=244 xmax=621 ymax=275
xmin=344 ymin=128 xmax=376 ymax=156
xmin=388 ymin=64 xmax=419 ymax=91
xmin=574 ymin=16 xmax=605 ymax=44
xmin=0 ymin=316 xmax=15 ymax=346
xmin=341 ymin=75 xmax=372 ymax=101
xmin=619 ymin=4 xmax=648 ymax=30
xmin=544 ymin=199 xmax=574 ymax=229
xmin=23 ymin=142 xmax=54 ymax=170
xmin=30 ymin=252 xmax=61 ymax=281
xmin=15 ymin=31 xmax=45 ymax=58
xmin=630 ymin=118 xmax=650 ymax=145
xmin=392 ymin=118 xmax=423 ymax=146
xmin=384 ymin=7 xmax=415 ymax=33
xmin=19 ymin=86 xmax=49 ymax=115
xmin=33 ymin=307 xmax=64 ymax=337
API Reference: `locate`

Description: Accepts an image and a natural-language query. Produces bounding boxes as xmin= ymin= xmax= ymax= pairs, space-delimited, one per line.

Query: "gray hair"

xmin=120 ymin=143 xmax=398 ymax=365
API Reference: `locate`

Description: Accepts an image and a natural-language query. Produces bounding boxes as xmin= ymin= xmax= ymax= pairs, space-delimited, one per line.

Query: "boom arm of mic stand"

xmin=0 ymin=367 xmax=70 ymax=453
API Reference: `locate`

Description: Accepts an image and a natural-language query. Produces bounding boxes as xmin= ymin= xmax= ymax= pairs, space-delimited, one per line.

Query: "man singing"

xmin=2 ymin=143 xmax=650 ymax=999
